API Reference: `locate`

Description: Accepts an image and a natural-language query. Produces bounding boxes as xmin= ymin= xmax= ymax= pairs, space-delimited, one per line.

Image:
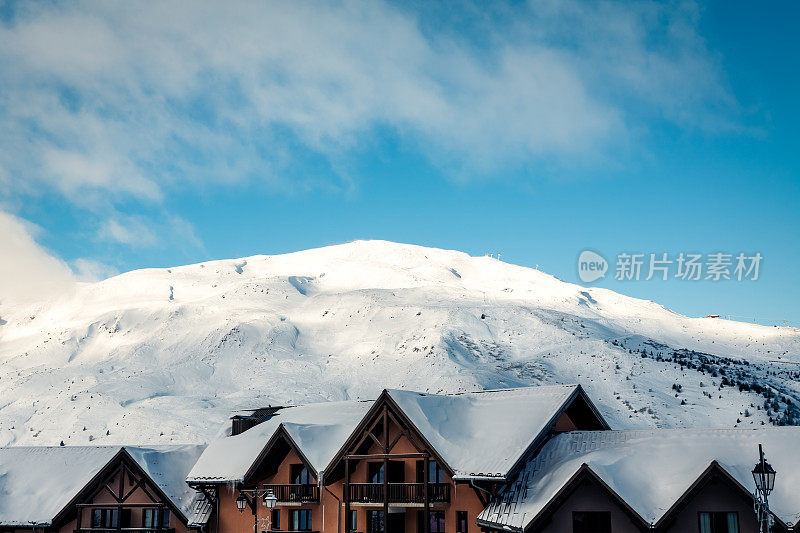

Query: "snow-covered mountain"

xmin=0 ymin=240 xmax=798 ymax=446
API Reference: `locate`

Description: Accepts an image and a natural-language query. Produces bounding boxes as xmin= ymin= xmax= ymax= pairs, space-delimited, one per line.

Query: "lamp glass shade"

xmin=236 ymin=493 xmax=249 ymax=512
xmin=752 ymin=461 xmax=776 ymax=493
xmin=264 ymin=490 xmax=278 ymax=509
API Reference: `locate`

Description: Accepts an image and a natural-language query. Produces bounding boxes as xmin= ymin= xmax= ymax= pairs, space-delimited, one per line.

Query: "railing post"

xmin=423 ymin=458 xmax=429 ymax=533
xmin=382 ymin=407 xmax=389 ymax=530
xmin=76 ymin=502 xmax=83 ymax=532
xmin=344 ymin=458 xmax=351 ymax=533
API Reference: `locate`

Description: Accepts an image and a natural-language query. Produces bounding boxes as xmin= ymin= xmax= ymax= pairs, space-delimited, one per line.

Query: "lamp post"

xmin=236 ymin=488 xmax=278 ymax=533
xmin=752 ymin=444 xmax=776 ymax=533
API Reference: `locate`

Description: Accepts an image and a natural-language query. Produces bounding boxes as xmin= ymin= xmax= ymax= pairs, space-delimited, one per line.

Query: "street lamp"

xmin=263 ymin=490 xmax=277 ymax=509
xmin=236 ymin=492 xmax=250 ymax=513
xmin=235 ymin=488 xmax=277 ymax=533
xmin=752 ymin=458 xmax=776 ymax=495
xmin=752 ymin=444 xmax=776 ymax=533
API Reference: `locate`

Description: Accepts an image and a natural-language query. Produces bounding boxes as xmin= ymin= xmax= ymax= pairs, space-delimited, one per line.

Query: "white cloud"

xmin=0 ymin=0 xmax=736 ymax=259
xmin=0 ymin=0 xmax=734 ymax=200
xmin=98 ymin=216 xmax=158 ymax=247
xmin=0 ymin=210 xmax=75 ymax=302
xmin=71 ymin=257 xmax=118 ymax=282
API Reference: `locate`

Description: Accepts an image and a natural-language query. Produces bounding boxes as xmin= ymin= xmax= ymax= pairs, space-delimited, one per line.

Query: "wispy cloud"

xmin=0 ymin=210 xmax=74 ymax=302
xmin=0 ymin=0 xmax=736 ymax=255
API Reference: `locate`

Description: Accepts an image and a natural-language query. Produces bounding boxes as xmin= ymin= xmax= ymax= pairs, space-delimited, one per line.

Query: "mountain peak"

xmin=0 ymin=241 xmax=797 ymax=446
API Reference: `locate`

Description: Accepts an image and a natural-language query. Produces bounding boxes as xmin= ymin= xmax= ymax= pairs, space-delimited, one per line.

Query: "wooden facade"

xmin=4 ymin=388 xmax=797 ymax=533
xmin=0 ymin=448 xmax=195 ymax=533
xmin=189 ymin=389 xmax=604 ymax=533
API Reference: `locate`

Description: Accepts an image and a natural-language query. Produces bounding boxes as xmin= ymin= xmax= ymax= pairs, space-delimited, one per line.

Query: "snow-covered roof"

xmin=0 ymin=445 xmax=205 ymax=527
xmin=386 ymin=385 xmax=591 ymax=479
xmin=478 ymin=427 xmax=800 ymax=531
xmin=189 ymin=385 xmax=598 ymax=484
xmin=187 ymin=400 xmax=373 ymax=483
xmin=125 ymin=445 xmax=208 ymax=519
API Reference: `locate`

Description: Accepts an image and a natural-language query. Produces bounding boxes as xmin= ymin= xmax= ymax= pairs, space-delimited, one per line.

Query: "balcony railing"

xmin=75 ymin=529 xmax=175 ymax=533
xmin=264 ymin=484 xmax=320 ymax=503
xmin=348 ymin=483 xmax=450 ymax=505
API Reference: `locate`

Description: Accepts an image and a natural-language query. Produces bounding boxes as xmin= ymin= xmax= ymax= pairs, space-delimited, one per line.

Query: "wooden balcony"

xmin=75 ymin=529 xmax=175 ymax=533
xmin=264 ymin=484 xmax=320 ymax=504
xmin=347 ymin=483 xmax=450 ymax=506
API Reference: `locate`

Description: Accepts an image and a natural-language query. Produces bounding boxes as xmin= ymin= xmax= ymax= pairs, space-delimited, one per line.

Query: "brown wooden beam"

xmin=103 ymin=484 xmax=122 ymax=502
xmin=76 ymin=503 xmax=166 ymax=508
xmin=423 ymin=459 xmax=430 ymax=533
xmin=344 ymin=458 xmax=351 ymax=533
xmin=382 ymin=405 xmax=389 ymax=527
xmin=344 ymin=453 xmax=427 ymax=460
xmin=117 ymin=462 xmax=124 ymax=533
xmin=386 ymin=430 xmax=405 ymax=453
xmin=350 ymin=415 xmax=386 ymax=454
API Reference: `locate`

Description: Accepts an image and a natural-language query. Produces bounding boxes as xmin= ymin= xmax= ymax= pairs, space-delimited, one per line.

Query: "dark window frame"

xmin=415 ymin=460 xmax=445 ymax=483
xmin=271 ymin=509 xmax=281 ymax=531
xmin=367 ymin=462 xmax=385 ymax=484
xmin=92 ymin=509 xmax=119 ymax=529
xmin=290 ymin=463 xmax=312 ymax=485
xmin=697 ymin=511 xmax=740 ymax=533
xmin=290 ymin=509 xmax=312 ymax=531
xmin=456 ymin=511 xmax=468 ymax=533
xmin=572 ymin=511 xmax=611 ymax=533
xmin=429 ymin=511 xmax=445 ymax=533
xmin=368 ymin=510 xmax=385 ymax=533
xmin=143 ymin=508 xmax=170 ymax=529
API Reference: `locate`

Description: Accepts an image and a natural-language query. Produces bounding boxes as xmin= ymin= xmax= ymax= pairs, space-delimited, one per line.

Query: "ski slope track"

xmin=0 ymin=240 xmax=797 ymax=446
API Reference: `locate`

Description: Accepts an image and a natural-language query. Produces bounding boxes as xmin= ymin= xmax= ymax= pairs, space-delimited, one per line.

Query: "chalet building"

xmin=2 ymin=385 xmax=798 ymax=533
xmin=186 ymin=386 xmax=608 ymax=533
xmin=477 ymin=428 xmax=800 ymax=533
xmin=0 ymin=445 xmax=207 ymax=533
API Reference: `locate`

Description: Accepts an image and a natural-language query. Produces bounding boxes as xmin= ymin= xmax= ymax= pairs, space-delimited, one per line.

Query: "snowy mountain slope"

xmin=0 ymin=240 xmax=798 ymax=446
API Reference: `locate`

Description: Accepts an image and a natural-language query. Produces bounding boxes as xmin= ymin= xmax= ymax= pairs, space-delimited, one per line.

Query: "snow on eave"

xmin=188 ymin=399 xmax=374 ymax=484
xmin=478 ymin=428 xmax=800 ymax=531
xmin=0 ymin=444 xmax=202 ymax=528
xmin=385 ymin=385 xmax=589 ymax=480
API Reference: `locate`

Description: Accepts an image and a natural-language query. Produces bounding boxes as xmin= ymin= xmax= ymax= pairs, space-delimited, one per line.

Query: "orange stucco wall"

xmin=208 ymin=405 xmax=600 ymax=533
xmin=213 ymin=411 xmax=491 ymax=533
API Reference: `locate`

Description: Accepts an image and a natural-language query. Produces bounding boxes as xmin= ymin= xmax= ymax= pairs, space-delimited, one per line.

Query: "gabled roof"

xmin=0 ymin=445 xmax=205 ymax=527
xmin=186 ymin=399 xmax=373 ymax=483
xmin=188 ymin=385 xmax=606 ymax=485
xmin=477 ymin=427 xmax=800 ymax=531
xmin=384 ymin=385 xmax=604 ymax=479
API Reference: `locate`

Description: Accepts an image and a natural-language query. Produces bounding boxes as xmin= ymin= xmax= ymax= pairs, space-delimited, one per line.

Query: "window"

xmin=699 ymin=512 xmax=739 ymax=533
xmin=368 ymin=510 xmax=384 ymax=533
xmin=416 ymin=511 xmax=445 ymax=533
xmin=271 ymin=509 xmax=281 ymax=531
xmin=290 ymin=510 xmax=312 ymax=531
xmin=428 ymin=512 xmax=445 ymax=533
xmin=572 ymin=511 xmax=611 ymax=533
xmin=368 ymin=462 xmax=384 ymax=484
xmin=415 ymin=460 xmax=445 ymax=483
xmin=348 ymin=510 xmax=357 ymax=532
xmin=143 ymin=509 xmax=170 ymax=529
xmin=456 ymin=511 xmax=468 ymax=533
xmin=92 ymin=509 xmax=119 ymax=529
xmin=291 ymin=464 xmax=312 ymax=485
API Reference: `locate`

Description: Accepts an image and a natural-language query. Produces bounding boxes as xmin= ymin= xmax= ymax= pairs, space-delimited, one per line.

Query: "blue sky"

xmin=0 ymin=0 xmax=797 ymax=325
